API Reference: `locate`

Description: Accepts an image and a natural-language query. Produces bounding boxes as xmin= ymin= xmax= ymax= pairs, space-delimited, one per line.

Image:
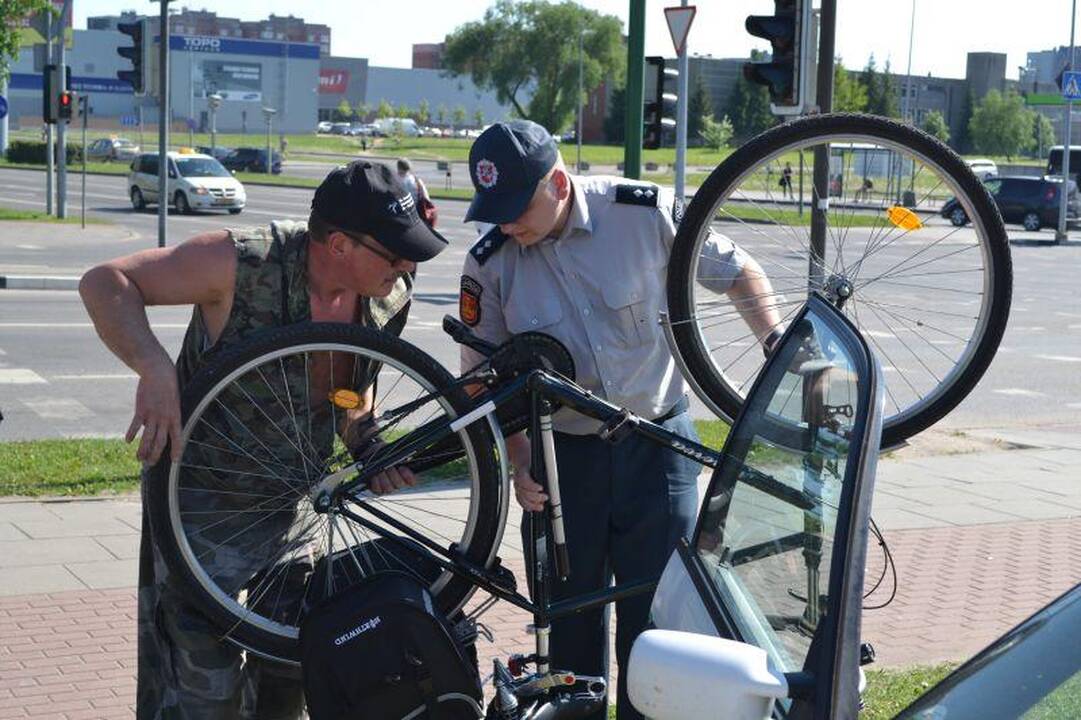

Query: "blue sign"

xmin=1063 ymin=71 xmax=1081 ymax=101
xmin=0 ymin=96 xmax=7 ymax=121
xmin=169 ymin=34 xmax=320 ymax=60
xmin=186 ymin=117 xmax=197 ymax=131
xmin=9 ymin=73 xmax=133 ymax=95
xmin=120 ymin=114 xmax=139 ymax=127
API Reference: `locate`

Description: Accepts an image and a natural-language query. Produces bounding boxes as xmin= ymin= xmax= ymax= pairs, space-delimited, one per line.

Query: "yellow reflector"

xmin=329 ymin=389 xmax=361 ymax=409
xmin=886 ymin=205 xmax=923 ymax=231
xmin=178 ymin=147 xmax=196 ymax=154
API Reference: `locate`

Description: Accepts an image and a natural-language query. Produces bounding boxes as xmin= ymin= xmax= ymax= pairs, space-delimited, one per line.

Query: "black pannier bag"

xmin=300 ymin=567 xmax=484 ymax=720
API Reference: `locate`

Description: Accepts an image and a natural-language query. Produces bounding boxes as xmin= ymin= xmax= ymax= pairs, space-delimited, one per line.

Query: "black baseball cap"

xmin=311 ymin=160 xmax=448 ymax=262
xmin=464 ymin=120 xmax=559 ymax=224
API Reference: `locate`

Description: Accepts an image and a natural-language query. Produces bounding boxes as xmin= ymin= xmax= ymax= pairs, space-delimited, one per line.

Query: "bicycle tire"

xmin=667 ymin=113 xmax=1012 ymax=448
xmin=147 ymin=322 xmax=507 ymax=663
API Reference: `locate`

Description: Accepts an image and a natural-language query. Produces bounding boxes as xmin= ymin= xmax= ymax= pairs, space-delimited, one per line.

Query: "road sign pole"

xmin=158 ymin=0 xmax=170 ymax=249
xmin=57 ymin=0 xmax=71 ymax=219
xmin=810 ymin=0 xmax=837 ymax=289
xmin=666 ymin=4 xmax=696 ymax=205
xmin=1058 ymin=0 xmax=1077 ymax=244
xmin=624 ymin=0 xmax=645 ymax=180
xmin=81 ymin=95 xmax=87 ymax=230
xmin=0 ymin=78 xmax=9 ymax=156
xmin=45 ymin=12 xmax=54 ymax=216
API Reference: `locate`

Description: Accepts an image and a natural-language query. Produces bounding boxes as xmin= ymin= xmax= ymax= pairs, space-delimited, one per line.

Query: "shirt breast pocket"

xmin=504 ymin=294 xmax=564 ymax=335
xmin=600 ymin=279 xmax=657 ymax=347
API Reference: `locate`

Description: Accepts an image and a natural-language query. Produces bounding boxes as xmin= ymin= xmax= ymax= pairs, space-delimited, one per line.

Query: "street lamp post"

xmin=262 ymin=107 xmax=277 ymax=176
xmin=208 ymin=93 xmax=222 ymax=151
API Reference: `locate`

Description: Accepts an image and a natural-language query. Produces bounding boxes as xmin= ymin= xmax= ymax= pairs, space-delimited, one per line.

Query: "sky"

xmin=70 ymin=0 xmax=1074 ymax=81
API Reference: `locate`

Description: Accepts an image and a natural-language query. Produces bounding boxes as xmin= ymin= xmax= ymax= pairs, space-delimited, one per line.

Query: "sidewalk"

xmin=1 ymin=427 xmax=1080 ymax=718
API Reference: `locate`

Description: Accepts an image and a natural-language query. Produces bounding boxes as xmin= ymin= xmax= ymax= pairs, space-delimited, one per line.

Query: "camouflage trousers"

xmin=136 ymin=476 xmax=308 ymax=720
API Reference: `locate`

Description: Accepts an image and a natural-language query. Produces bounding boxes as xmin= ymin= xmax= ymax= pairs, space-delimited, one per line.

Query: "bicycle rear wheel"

xmin=147 ymin=323 xmax=507 ymax=663
xmin=667 ymin=113 xmax=1012 ymax=447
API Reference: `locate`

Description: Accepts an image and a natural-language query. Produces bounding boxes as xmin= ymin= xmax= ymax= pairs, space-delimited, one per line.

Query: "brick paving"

xmin=3 ymin=516 xmax=1080 ymax=718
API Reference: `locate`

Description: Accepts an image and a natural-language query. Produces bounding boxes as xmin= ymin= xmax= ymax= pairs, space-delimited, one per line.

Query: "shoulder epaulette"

xmin=614 ymin=183 xmax=660 ymax=208
xmin=469 ymin=226 xmax=510 ymax=266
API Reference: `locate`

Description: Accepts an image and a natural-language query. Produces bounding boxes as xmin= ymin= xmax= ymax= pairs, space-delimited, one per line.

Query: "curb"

xmin=0 ymin=274 xmax=79 ymax=290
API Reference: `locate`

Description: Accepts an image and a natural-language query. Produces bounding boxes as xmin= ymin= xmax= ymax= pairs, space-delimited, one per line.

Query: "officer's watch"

xmin=762 ymin=328 xmax=784 ymax=358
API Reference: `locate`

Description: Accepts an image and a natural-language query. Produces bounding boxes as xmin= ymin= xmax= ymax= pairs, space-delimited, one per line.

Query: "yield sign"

xmin=664 ymin=5 xmax=697 ymax=56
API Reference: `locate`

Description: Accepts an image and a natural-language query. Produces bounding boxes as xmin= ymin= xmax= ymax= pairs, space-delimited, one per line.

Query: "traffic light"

xmin=644 ymin=56 xmax=678 ymax=150
xmin=58 ymin=91 xmax=74 ymax=121
xmin=743 ymin=0 xmax=814 ymax=115
xmin=42 ymin=64 xmax=72 ymax=124
xmin=116 ymin=19 xmax=148 ymax=95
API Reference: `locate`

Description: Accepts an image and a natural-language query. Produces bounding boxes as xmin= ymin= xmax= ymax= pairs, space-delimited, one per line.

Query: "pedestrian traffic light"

xmin=644 ymin=56 xmax=678 ymax=150
xmin=58 ymin=91 xmax=74 ymax=121
xmin=116 ymin=19 xmax=148 ymax=96
xmin=42 ymin=64 xmax=72 ymax=124
xmin=743 ymin=0 xmax=815 ymax=115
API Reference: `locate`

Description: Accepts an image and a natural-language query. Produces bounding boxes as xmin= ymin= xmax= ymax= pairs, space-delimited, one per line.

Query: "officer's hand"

xmin=513 ymin=465 xmax=548 ymax=512
xmin=369 ymin=465 xmax=418 ymax=495
xmin=127 ymin=356 xmax=182 ymax=466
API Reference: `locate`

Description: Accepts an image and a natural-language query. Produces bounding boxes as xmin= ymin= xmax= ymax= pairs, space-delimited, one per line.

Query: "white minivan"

xmin=128 ymin=150 xmax=246 ymax=215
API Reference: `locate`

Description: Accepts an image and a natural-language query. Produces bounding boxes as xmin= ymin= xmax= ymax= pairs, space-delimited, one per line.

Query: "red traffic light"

xmin=58 ymin=91 xmax=74 ymax=121
xmin=59 ymin=92 xmax=72 ymax=107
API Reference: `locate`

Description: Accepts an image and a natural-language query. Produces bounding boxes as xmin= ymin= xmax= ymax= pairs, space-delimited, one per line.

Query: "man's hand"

xmin=512 ymin=464 xmax=548 ymax=512
xmin=127 ymin=356 xmax=182 ymax=465
xmin=368 ymin=463 xmax=418 ymax=495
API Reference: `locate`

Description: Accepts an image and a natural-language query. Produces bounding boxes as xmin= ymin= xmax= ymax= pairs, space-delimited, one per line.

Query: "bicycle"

xmin=145 ymin=112 xmax=1010 ymax=716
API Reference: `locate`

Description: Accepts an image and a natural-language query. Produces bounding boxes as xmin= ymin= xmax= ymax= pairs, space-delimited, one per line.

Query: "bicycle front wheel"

xmin=147 ymin=323 xmax=508 ymax=663
xmin=668 ymin=113 xmax=1012 ymax=447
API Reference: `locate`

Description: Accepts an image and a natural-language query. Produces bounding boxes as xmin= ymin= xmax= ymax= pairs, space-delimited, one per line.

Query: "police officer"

xmin=81 ymin=160 xmax=448 ymax=719
xmin=458 ymin=121 xmax=783 ymax=719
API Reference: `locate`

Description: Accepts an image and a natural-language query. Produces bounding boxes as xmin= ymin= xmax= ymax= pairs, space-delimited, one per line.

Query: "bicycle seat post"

xmin=528 ymin=388 xmax=555 ymax=676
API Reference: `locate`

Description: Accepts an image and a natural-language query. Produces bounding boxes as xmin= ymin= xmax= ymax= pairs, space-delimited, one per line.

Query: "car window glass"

xmin=175 ymin=157 xmax=231 ymax=178
xmin=142 ymin=156 xmax=159 ymax=175
xmin=694 ymin=311 xmax=864 ymax=686
xmin=984 ymin=179 xmax=1002 ymax=194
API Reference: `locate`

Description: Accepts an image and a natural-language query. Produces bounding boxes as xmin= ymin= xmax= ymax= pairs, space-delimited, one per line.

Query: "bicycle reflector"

xmin=886 ymin=206 xmax=923 ymax=231
xmin=329 ymin=389 xmax=362 ymax=409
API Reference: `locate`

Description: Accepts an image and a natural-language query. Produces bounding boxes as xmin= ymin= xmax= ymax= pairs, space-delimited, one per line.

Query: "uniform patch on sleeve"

xmin=460 ymin=275 xmax=483 ymax=327
xmin=615 ymin=183 xmax=660 ymax=207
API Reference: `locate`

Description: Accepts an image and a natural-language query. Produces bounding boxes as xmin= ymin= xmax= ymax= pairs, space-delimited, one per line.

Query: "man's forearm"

xmin=79 ymin=265 xmax=172 ymax=375
xmin=728 ymin=258 xmax=784 ymax=342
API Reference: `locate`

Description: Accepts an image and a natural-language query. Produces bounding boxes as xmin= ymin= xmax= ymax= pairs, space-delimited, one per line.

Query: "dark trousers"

xmin=521 ymin=411 xmax=700 ymax=720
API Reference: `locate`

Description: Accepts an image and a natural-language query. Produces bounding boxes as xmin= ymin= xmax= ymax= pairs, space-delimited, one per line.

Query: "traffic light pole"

xmin=624 ymin=0 xmax=645 ymax=180
xmin=45 ymin=13 xmax=54 ymax=216
xmin=56 ymin=0 xmax=71 ymax=219
xmin=158 ymin=0 xmax=171 ymax=249
xmin=1057 ymin=0 xmax=1076 ymax=244
xmin=810 ymin=0 xmax=836 ymax=290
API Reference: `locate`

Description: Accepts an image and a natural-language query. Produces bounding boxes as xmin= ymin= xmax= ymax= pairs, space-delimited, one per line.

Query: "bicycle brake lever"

xmin=443 ymin=314 xmax=499 ymax=357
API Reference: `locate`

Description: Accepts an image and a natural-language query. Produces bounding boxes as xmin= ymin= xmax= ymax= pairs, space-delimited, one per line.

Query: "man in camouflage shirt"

xmin=80 ymin=161 xmax=448 ymax=718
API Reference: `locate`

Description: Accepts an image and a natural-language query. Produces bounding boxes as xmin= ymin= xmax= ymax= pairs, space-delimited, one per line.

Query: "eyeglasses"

xmin=336 ymin=229 xmax=405 ymax=266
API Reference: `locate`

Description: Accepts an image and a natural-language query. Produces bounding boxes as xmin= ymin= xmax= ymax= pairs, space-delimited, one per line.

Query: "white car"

xmin=128 ymin=150 xmax=246 ymax=215
xmin=316 ymin=121 xmax=332 ymax=134
xmin=965 ymin=158 xmax=998 ymax=180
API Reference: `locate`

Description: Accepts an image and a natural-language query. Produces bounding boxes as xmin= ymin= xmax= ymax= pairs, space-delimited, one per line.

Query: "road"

xmin=1 ymin=166 xmax=1079 ymax=442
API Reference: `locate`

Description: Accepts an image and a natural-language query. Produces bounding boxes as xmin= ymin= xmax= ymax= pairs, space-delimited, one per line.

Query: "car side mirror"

xmin=628 ymin=630 xmax=789 ymax=720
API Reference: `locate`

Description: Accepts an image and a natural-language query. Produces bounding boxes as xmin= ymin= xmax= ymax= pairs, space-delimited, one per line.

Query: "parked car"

xmin=128 ymin=150 xmax=246 ymax=215
xmin=964 ymin=157 xmax=998 ymax=180
xmin=1046 ymin=144 xmax=1081 ymax=185
xmin=329 ymin=122 xmax=352 ymax=135
xmin=221 ymin=147 xmax=282 ymax=175
xmin=626 ymin=294 xmax=1081 ymax=720
xmin=195 ymin=145 xmax=233 ymax=162
xmin=940 ymin=176 xmax=1080 ymax=231
xmin=371 ymin=117 xmax=421 ymax=137
xmin=316 ymin=121 xmax=333 ymax=134
xmin=85 ymin=137 xmax=140 ymax=163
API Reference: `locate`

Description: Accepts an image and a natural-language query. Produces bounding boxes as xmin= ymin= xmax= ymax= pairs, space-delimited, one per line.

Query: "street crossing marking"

xmin=993 ymin=388 xmax=1047 ymax=398
xmin=1032 ymin=354 xmax=1081 ymax=363
xmin=21 ymin=397 xmax=95 ymax=421
xmin=0 ymin=369 xmax=47 ymax=384
xmin=51 ymin=373 xmax=139 ymax=381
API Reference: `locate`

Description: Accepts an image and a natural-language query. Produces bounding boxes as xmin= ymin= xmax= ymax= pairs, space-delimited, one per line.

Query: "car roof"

xmin=135 ymin=151 xmax=214 ymax=160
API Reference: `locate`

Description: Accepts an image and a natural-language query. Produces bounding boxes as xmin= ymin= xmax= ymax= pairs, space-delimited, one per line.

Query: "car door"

xmin=636 ymin=293 xmax=883 ymax=720
xmin=137 ymin=155 xmax=159 ymax=200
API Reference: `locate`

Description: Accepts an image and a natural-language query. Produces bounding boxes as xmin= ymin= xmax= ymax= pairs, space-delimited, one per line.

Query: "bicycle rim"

xmin=670 ymin=115 xmax=1010 ymax=446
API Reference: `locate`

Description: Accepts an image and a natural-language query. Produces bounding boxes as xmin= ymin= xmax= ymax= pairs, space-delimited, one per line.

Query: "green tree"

xmin=969 ymin=89 xmax=1034 ymax=159
xmin=861 ymin=55 xmax=900 ymax=118
xmin=1031 ymin=112 xmax=1055 ymax=158
xmin=474 ymin=108 xmax=485 ymax=128
xmin=699 ymin=114 xmax=734 ymax=151
xmin=727 ymin=73 xmax=775 ymax=142
xmin=417 ymin=99 xmax=430 ymax=126
xmin=833 ymin=58 xmax=867 ymax=113
xmin=687 ymin=74 xmax=713 ymax=144
xmin=921 ymin=110 xmax=950 ymax=143
xmin=353 ymin=102 xmax=370 ymax=122
xmin=452 ymin=104 xmax=467 ymax=129
xmin=396 ymin=103 xmax=412 ymax=121
xmin=335 ymin=99 xmax=353 ymax=122
xmin=0 ymin=1 xmax=52 ymax=83
xmin=436 ymin=103 xmax=448 ymax=127
xmin=443 ymin=0 xmax=624 ymax=134
xmin=376 ymin=99 xmax=393 ymax=120
xmin=603 ymin=83 xmax=626 ymax=144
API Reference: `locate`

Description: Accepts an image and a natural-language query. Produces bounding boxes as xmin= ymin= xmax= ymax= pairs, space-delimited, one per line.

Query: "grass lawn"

xmin=0 ymin=206 xmax=108 ymax=224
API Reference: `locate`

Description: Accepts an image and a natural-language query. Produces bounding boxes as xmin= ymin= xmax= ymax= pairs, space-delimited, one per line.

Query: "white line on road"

xmin=0 ymin=368 xmax=47 ymax=384
xmin=21 ymin=397 xmax=95 ymax=421
xmin=51 ymin=373 xmax=138 ymax=380
xmin=993 ymin=388 xmax=1047 ymax=398
xmin=1032 ymin=354 xmax=1081 ymax=363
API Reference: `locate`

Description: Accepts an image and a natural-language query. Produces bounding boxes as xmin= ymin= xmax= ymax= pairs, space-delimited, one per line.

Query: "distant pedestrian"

xmin=398 ymin=158 xmax=437 ymax=227
xmin=779 ymin=161 xmax=794 ymax=199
